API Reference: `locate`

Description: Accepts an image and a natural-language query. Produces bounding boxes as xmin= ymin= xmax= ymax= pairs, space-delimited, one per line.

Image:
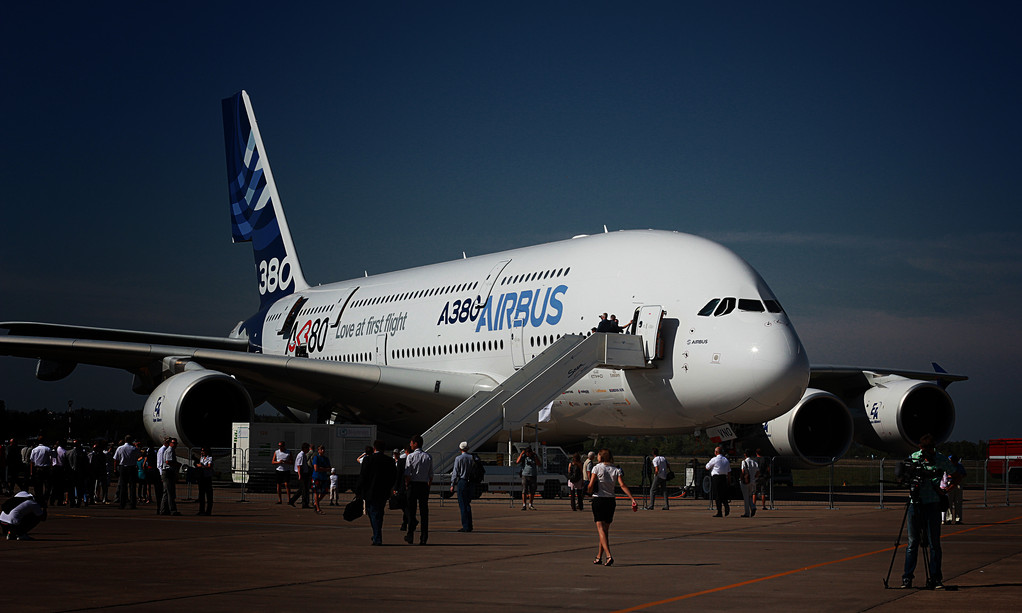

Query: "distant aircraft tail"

xmin=222 ymin=90 xmax=309 ymax=309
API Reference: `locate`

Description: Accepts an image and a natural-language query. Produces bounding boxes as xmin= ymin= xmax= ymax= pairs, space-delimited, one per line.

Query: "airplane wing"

xmin=0 ymin=322 xmax=250 ymax=351
xmin=0 ymin=324 xmax=498 ymax=440
xmin=810 ymin=363 xmax=968 ymax=393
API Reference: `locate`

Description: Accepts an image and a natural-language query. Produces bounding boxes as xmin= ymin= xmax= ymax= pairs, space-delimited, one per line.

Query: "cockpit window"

xmin=738 ymin=299 xmax=765 ymax=312
xmin=713 ymin=297 xmax=736 ymax=316
xmin=700 ymin=296 xmax=782 ymax=317
xmin=697 ymin=299 xmax=720 ymax=317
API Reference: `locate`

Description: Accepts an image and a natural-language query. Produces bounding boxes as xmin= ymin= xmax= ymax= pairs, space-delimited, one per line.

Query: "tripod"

xmin=883 ymin=494 xmax=930 ymax=589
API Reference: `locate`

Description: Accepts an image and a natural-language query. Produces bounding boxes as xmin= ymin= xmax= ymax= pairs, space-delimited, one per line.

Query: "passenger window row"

xmin=296 ymin=304 xmax=335 ymax=317
xmin=352 ymin=281 xmax=481 ymax=309
xmin=391 ymin=339 xmax=507 ymax=361
xmin=499 ymin=267 xmax=570 ymax=286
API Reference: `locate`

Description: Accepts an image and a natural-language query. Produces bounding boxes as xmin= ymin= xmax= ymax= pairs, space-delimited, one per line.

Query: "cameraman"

xmin=901 ymin=434 xmax=958 ymax=590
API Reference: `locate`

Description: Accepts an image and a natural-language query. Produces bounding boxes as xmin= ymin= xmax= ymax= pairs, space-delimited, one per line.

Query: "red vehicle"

xmin=986 ymin=438 xmax=1022 ymax=480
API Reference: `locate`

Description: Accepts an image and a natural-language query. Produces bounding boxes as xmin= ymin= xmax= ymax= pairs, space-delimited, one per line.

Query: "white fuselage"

xmin=257 ymin=230 xmax=809 ymax=440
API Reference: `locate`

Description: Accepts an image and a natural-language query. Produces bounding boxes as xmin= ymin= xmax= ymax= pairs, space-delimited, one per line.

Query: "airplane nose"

xmin=731 ymin=321 xmax=810 ymax=418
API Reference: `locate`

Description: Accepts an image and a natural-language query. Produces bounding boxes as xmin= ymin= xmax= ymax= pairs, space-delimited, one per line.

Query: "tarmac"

xmin=3 ymin=490 xmax=1020 ymax=612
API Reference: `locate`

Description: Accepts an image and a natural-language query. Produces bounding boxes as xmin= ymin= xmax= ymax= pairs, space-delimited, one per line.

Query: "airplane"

xmin=0 ymin=91 xmax=966 ymax=468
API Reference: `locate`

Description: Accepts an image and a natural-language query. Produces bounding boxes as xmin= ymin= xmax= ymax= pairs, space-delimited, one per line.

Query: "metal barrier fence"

xmin=172 ymin=447 xmax=459 ymax=507
xmin=153 ymin=450 xmax=1018 ymax=510
xmin=615 ymin=456 xmax=1017 ymax=510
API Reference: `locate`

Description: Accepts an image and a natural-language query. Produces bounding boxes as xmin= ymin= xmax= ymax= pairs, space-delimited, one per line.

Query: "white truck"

xmin=231 ymin=422 xmax=376 ymax=492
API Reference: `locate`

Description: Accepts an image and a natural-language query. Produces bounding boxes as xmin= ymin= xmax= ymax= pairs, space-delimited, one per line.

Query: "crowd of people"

xmin=3 ymin=436 xmax=118 ymax=508
xmin=4 ymin=431 xmax=969 ymax=585
xmin=1 ymin=434 xmax=218 ymax=539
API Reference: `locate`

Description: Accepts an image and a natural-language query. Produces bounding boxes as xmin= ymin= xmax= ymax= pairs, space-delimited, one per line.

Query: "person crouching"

xmin=1 ymin=491 xmax=47 ymax=541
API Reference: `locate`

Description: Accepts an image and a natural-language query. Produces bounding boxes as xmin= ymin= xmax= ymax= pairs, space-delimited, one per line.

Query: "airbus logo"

xmin=436 ymin=285 xmax=568 ymax=332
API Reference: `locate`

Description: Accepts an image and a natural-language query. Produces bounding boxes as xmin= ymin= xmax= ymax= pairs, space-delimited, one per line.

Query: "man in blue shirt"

xmin=450 ymin=441 xmax=474 ymax=532
xmin=902 ymin=434 xmax=957 ymax=590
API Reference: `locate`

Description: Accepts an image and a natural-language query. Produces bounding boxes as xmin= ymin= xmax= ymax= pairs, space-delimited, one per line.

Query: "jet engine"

xmin=744 ymin=388 xmax=854 ymax=468
xmin=142 ymin=369 xmax=253 ymax=449
xmin=854 ymin=376 xmax=955 ymax=454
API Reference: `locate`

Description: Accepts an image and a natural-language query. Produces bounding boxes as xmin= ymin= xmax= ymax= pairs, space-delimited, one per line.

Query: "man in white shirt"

xmin=113 ymin=436 xmax=141 ymax=509
xmin=582 ymin=451 xmax=596 ymax=507
xmin=288 ymin=443 xmax=311 ymax=508
xmin=272 ymin=441 xmax=292 ymax=504
xmin=740 ymin=449 xmax=759 ymax=517
xmin=705 ymin=446 xmax=731 ymax=517
xmin=648 ymin=448 xmax=670 ymax=510
xmin=156 ymin=439 xmax=169 ymax=476
xmin=159 ymin=438 xmax=181 ymax=516
xmin=28 ymin=438 xmax=53 ymax=506
xmin=403 ymin=435 xmax=434 ymax=545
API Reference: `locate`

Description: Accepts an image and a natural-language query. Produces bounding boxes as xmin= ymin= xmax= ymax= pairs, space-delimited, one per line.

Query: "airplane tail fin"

xmin=222 ymin=90 xmax=309 ymax=309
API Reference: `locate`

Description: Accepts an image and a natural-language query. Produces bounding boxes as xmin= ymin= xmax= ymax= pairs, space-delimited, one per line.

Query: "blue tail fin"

xmin=222 ymin=91 xmax=308 ymax=309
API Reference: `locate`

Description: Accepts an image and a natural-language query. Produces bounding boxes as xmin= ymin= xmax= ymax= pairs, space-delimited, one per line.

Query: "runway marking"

xmin=611 ymin=513 xmax=1022 ymax=613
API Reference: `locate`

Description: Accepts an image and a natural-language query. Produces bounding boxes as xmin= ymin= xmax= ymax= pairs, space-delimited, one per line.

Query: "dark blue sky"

xmin=2 ymin=3 xmax=1019 ymax=441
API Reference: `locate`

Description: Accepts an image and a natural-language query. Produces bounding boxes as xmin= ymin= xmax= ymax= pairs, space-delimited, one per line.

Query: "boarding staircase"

xmin=423 ymin=333 xmax=650 ymax=472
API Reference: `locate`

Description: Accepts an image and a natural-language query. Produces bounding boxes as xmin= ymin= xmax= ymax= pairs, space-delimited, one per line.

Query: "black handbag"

xmin=665 ymin=469 xmax=676 ymax=482
xmin=343 ymin=496 xmax=364 ymax=522
xmin=389 ymin=491 xmax=404 ymax=510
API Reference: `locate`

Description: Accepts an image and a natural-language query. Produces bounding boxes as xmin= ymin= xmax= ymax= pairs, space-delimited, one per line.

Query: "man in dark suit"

xmin=355 ymin=439 xmax=397 ymax=546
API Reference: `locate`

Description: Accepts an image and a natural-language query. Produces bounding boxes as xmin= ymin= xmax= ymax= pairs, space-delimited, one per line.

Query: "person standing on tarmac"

xmin=450 ymin=441 xmax=474 ymax=532
xmin=356 ymin=440 xmax=397 ymax=546
xmin=583 ymin=451 xmax=597 ymax=507
xmin=403 ymin=435 xmax=433 ymax=545
xmin=113 ymin=436 xmax=140 ymax=510
xmin=516 ymin=446 xmax=540 ymax=510
xmin=901 ymin=434 xmax=958 ymax=590
xmin=288 ymin=443 xmax=312 ymax=508
xmin=311 ymin=445 xmax=331 ymax=515
xmin=29 ymin=438 xmax=53 ymax=507
xmin=271 ymin=441 xmax=292 ymax=504
xmin=739 ymin=449 xmax=759 ymax=517
xmin=647 ymin=448 xmax=670 ymax=510
xmin=943 ymin=454 xmax=967 ymax=525
xmin=568 ymin=452 xmax=586 ymax=511
xmin=159 ymin=438 xmax=182 ymax=516
xmin=195 ymin=447 xmax=214 ymax=516
xmin=706 ymin=446 xmax=731 ymax=517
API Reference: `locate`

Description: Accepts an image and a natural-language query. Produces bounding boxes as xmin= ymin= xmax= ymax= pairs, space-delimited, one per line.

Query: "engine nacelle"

xmin=854 ymin=376 xmax=955 ymax=454
xmin=747 ymin=388 xmax=854 ymax=468
xmin=142 ymin=369 xmax=253 ymax=449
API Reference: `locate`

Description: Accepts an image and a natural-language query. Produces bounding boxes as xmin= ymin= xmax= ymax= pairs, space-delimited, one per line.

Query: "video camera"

xmin=893 ymin=456 xmax=939 ymax=500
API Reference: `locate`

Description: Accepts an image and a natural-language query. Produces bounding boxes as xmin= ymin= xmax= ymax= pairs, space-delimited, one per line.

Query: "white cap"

xmin=459 ymin=441 xmax=469 ymax=450
xmin=15 ymin=491 xmax=33 ymax=499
